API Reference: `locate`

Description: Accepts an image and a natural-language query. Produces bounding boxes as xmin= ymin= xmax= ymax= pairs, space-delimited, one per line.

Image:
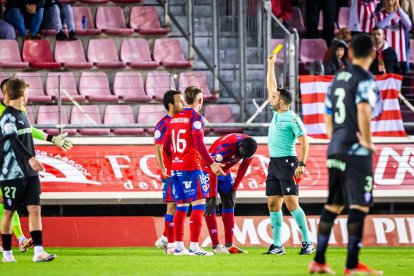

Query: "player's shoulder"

xmin=155 ymin=115 xmax=171 ymax=128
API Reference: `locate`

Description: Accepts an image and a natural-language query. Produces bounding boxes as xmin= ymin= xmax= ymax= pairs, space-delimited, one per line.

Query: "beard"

xmin=271 ymin=102 xmax=280 ymax=111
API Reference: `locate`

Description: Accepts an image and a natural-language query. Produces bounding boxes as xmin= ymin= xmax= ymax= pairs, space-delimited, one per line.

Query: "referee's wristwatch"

xmin=298 ymin=161 xmax=306 ymax=167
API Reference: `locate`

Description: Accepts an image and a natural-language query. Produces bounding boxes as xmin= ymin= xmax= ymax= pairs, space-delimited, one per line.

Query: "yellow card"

xmin=272 ymin=44 xmax=283 ymax=55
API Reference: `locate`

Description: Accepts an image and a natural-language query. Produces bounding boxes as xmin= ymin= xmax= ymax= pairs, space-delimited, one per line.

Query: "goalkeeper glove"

xmin=47 ymin=132 xmax=73 ymax=152
xmin=204 ymin=197 xmax=218 ymax=216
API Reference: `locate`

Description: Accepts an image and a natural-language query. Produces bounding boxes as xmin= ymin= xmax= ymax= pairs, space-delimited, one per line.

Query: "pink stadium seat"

xmin=179 ymin=72 xmax=216 ymax=100
xmin=46 ymin=72 xmax=86 ymax=102
xmin=269 ymin=39 xmax=285 ymax=63
xmin=59 ymin=0 xmax=76 ymax=3
xmin=153 ymin=38 xmax=192 ymax=68
xmin=337 ymin=7 xmax=350 ymax=29
xmin=24 ymin=105 xmax=35 ymax=125
xmin=204 ymin=104 xmax=242 ymax=135
xmin=104 ymin=105 xmax=144 ymax=135
xmin=288 ymin=7 xmax=305 ymax=33
xmin=113 ymin=72 xmax=152 ymax=102
xmin=130 ymin=6 xmax=169 ymax=35
xmin=88 ymin=39 xmax=126 ymax=69
xmin=55 ymin=40 xmax=93 ymax=69
xmin=0 ymin=40 xmax=29 ymax=69
xmin=137 ymin=105 xmax=166 ymax=134
xmin=37 ymin=105 xmax=76 ymax=136
xmin=112 ymin=0 xmax=142 ymax=3
xmin=79 ymin=0 xmax=108 ymax=3
xmin=14 ymin=72 xmax=53 ymax=103
xmin=95 ymin=6 xmax=134 ymax=35
xmin=300 ymin=39 xmax=327 ymax=63
xmin=145 ymin=71 xmax=174 ymax=101
xmin=410 ymin=40 xmax=414 ymax=65
xmin=72 ymin=6 xmax=102 ymax=35
xmin=120 ymin=38 xmax=159 ymax=69
xmin=70 ymin=105 xmax=110 ymax=136
xmin=22 ymin=40 xmax=61 ymax=69
xmin=79 ymin=72 xmax=118 ymax=102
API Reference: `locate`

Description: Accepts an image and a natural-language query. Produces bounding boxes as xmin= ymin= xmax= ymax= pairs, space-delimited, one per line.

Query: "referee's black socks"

xmin=1 ymin=234 xmax=12 ymax=251
xmin=314 ymin=208 xmax=337 ymax=264
xmin=30 ymin=230 xmax=43 ymax=246
xmin=346 ymin=209 xmax=367 ymax=269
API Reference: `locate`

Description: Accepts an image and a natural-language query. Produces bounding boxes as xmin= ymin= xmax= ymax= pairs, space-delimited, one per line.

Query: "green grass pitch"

xmin=0 ymin=247 xmax=412 ymax=275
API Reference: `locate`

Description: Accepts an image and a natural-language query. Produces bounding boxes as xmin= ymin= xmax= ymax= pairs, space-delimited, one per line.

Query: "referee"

xmin=264 ymin=53 xmax=315 ymax=255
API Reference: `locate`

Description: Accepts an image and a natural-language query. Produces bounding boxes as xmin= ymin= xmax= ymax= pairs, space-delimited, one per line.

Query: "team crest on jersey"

xmin=193 ymin=121 xmax=202 ymax=130
xmin=184 ymin=181 xmax=192 ymax=189
xmin=154 ymin=130 xmax=161 ymax=139
xmin=215 ymin=154 xmax=223 ymax=162
xmin=202 ymin=184 xmax=209 ymax=192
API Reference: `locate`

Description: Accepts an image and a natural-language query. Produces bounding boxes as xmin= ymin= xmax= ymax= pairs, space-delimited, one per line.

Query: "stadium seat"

xmin=96 ymin=6 xmax=134 ymax=35
xmin=70 ymin=105 xmax=110 ymax=136
xmin=79 ymin=0 xmax=108 ymax=3
xmin=79 ymin=72 xmax=118 ymax=102
xmin=114 ymin=72 xmax=152 ymax=102
xmin=410 ymin=40 xmax=414 ymax=65
xmin=337 ymin=7 xmax=350 ymax=29
xmin=104 ymin=105 xmax=144 ymax=135
xmin=204 ymin=104 xmax=242 ymax=134
xmin=145 ymin=71 xmax=174 ymax=101
xmin=0 ymin=40 xmax=29 ymax=69
xmin=137 ymin=104 xmax=166 ymax=134
xmin=120 ymin=38 xmax=159 ymax=69
xmin=14 ymin=72 xmax=53 ymax=103
xmin=300 ymin=39 xmax=328 ymax=63
xmin=46 ymin=72 xmax=86 ymax=102
xmin=55 ymin=40 xmax=93 ymax=69
xmin=400 ymin=104 xmax=414 ymax=135
xmin=72 ymin=6 xmax=102 ymax=35
xmin=178 ymin=72 xmax=216 ymax=100
xmin=22 ymin=40 xmax=61 ymax=69
xmin=288 ymin=7 xmax=305 ymax=33
xmin=269 ymin=39 xmax=285 ymax=63
xmin=112 ymin=0 xmax=142 ymax=3
xmin=153 ymin=38 xmax=192 ymax=68
xmin=24 ymin=105 xmax=35 ymax=125
xmin=130 ymin=6 xmax=169 ymax=35
xmin=88 ymin=39 xmax=126 ymax=68
xmin=59 ymin=0 xmax=76 ymax=3
xmin=37 ymin=105 xmax=76 ymax=136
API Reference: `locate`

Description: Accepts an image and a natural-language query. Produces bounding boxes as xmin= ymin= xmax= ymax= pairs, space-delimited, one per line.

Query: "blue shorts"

xmin=171 ymin=170 xmax=209 ymax=204
xmin=217 ymin=173 xmax=234 ymax=194
xmin=162 ymin=177 xmax=175 ymax=203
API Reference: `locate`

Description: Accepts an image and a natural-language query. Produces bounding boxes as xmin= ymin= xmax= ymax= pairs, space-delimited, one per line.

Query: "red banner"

xmin=36 ymin=143 xmax=414 ymax=199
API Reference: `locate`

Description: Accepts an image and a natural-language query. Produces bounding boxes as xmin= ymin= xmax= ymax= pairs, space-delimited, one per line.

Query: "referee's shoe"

xmin=263 ymin=244 xmax=286 ymax=255
xmin=299 ymin=242 xmax=316 ymax=255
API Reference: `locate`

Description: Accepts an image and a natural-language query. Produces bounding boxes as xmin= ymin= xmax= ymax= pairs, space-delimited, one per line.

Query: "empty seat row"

xmin=28 ymin=104 xmax=238 ymax=136
xmin=1 ymin=71 xmax=216 ymax=103
xmin=40 ymin=6 xmax=168 ymax=36
xmin=0 ymin=38 xmax=191 ymax=70
xmin=269 ymin=38 xmax=328 ymax=63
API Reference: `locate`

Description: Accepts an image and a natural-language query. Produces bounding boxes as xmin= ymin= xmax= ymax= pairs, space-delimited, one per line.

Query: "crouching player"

xmin=203 ymin=134 xmax=258 ymax=254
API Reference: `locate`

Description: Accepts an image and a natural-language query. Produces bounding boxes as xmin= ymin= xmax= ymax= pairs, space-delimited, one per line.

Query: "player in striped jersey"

xmin=154 ymin=90 xmax=185 ymax=254
xmin=349 ymin=0 xmax=379 ymax=34
xmin=203 ymin=133 xmax=257 ymax=254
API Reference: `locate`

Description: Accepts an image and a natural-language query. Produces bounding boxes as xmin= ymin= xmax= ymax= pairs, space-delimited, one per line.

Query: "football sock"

xmin=12 ymin=211 xmax=24 ymax=240
xmin=205 ymin=211 xmax=219 ymax=247
xmin=190 ymin=242 xmax=199 ymax=252
xmin=165 ymin=214 xmax=174 ymax=244
xmin=222 ymin=208 xmax=235 ymax=247
xmin=270 ymin=211 xmax=283 ymax=247
xmin=173 ymin=206 xmax=189 ymax=245
xmin=175 ymin=241 xmax=185 ymax=251
xmin=190 ymin=204 xmax=205 ymax=244
xmin=346 ymin=209 xmax=366 ymax=269
xmin=34 ymin=245 xmax=44 ymax=256
xmin=314 ymin=208 xmax=337 ymax=264
xmin=1 ymin=234 xmax=12 ymax=251
xmin=291 ymin=207 xmax=312 ymax=243
xmin=30 ymin=230 xmax=43 ymax=247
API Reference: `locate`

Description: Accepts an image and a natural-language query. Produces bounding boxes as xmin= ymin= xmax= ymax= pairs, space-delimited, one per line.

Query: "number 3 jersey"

xmin=166 ymin=107 xmax=206 ymax=171
xmin=325 ymin=64 xmax=378 ymax=157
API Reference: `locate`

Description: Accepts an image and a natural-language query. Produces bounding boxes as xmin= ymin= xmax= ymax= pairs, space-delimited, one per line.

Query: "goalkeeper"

xmin=0 ymin=78 xmax=73 ymax=253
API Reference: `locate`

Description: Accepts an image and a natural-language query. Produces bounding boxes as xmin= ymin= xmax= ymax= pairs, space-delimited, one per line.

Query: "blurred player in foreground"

xmin=154 ymin=90 xmax=185 ymax=254
xmin=163 ymin=86 xmax=225 ymax=256
xmin=203 ymin=133 xmax=258 ymax=254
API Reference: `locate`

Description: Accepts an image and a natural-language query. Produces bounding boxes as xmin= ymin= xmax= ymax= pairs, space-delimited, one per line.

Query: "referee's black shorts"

xmin=266 ymin=156 xmax=299 ymax=196
xmin=1 ymin=176 xmax=41 ymax=211
xmin=327 ymin=154 xmax=374 ymax=207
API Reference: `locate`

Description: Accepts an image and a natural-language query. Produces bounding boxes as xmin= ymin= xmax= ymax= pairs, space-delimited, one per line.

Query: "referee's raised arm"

xmin=267 ymin=54 xmax=278 ymax=102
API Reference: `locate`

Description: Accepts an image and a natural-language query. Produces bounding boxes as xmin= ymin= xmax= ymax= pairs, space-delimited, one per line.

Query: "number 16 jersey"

xmin=166 ymin=107 xmax=206 ymax=171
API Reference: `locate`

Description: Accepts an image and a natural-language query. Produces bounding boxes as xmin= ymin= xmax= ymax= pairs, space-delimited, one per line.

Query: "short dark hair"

xmin=184 ymin=86 xmax=202 ymax=104
xmin=351 ymin=33 xmax=374 ymax=59
xmin=163 ymin=90 xmax=182 ymax=111
xmin=372 ymin=26 xmax=384 ymax=32
xmin=7 ymin=79 xmax=29 ymax=100
xmin=1 ymin=78 xmax=12 ymax=93
xmin=238 ymin=137 xmax=258 ymax=158
xmin=278 ymin=88 xmax=293 ymax=105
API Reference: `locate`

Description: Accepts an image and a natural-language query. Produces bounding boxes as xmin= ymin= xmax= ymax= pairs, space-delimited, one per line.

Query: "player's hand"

xmin=52 ymin=132 xmax=73 ymax=152
xmin=205 ymin=197 xmax=218 ymax=216
xmin=267 ymin=54 xmax=276 ymax=64
xmin=26 ymin=4 xmax=36 ymax=14
xmin=161 ymin=168 xmax=170 ymax=179
xmin=356 ymin=132 xmax=377 ymax=154
xmin=29 ymin=157 xmax=45 ymax=172
xmin=210 ymin=162 xmax=226 ymax=176
xmin=295 ymin=165 xmax=305 ymax=179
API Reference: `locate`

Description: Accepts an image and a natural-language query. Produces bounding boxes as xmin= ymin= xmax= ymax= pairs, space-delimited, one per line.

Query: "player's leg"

xmin=12 ymin=210 xmax=33 ymax=253
xmin=24 ymin=176 xmax=55 ymax=262
xmin=204 ymin=170 xmax=223 ymax=252
xmin=343 ymin=156 xmax=382 ymax=275
xmin=165 ymin=202 xmax=176 ymax=252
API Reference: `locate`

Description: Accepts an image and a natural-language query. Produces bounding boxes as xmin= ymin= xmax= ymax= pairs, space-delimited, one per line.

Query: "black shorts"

xmin=0 ymin=176 xmax=41 ymax=211
xmin=327 ymin=154 xmax=374 ymax=207
xmin=266 ymin=156 xmax=299 ymax=196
